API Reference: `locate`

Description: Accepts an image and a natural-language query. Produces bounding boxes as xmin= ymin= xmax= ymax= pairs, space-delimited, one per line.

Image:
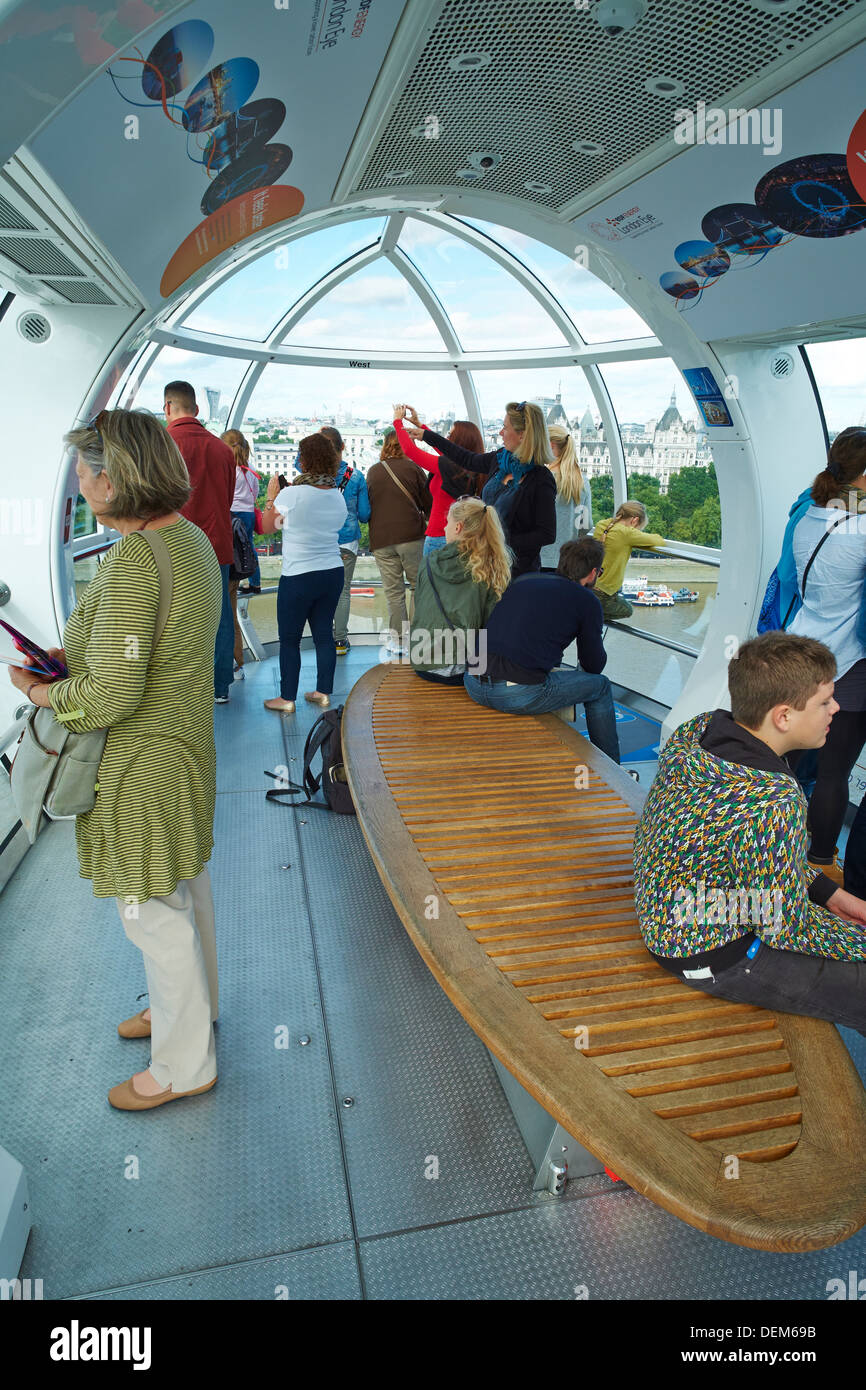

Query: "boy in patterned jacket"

xmin=633 ymin=632 xmax=866 ymax=1033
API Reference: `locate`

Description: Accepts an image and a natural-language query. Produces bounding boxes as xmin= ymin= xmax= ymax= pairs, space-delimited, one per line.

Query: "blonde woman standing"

xmin=540 ymin=424 xmax=593 ymax=569
xmin=410 ymin=498 xmax=510 ymax=684
xmin=593 ymin=501 xmax=667 ymax=620
xmin=410 ymin=401 xmax=556 ymax=579
xmin=8 ymin=409 xmax=222 ymax=1110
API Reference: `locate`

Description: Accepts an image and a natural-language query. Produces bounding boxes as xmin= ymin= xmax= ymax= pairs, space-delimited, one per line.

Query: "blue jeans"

xmin=423 ymin=535 xmax=447 ymax=556
xmin=277 ymin=567 xmax=344 ymax=700
xmin=215 ymin=565 xmax=235 ymax=698
xmin=464 ymin=669 xmax=620 ymax=763
xmin=231 ymin=510 xmax=261 ymax=587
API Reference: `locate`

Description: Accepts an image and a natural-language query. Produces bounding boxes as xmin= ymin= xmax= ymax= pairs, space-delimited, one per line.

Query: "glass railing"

xmin=611 ymin=552 xmax=719 ymax=653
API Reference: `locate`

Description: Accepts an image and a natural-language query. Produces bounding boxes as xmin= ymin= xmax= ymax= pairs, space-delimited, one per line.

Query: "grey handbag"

xmin=10 ymin=530 xmax=173 ymax=842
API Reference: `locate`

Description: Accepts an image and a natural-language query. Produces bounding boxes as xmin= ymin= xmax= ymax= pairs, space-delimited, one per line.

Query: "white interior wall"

xmin=0 ymin=296 xmax=140 ymax=731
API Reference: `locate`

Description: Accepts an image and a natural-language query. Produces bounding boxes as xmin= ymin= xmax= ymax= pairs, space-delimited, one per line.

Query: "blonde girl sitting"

xmin=409 ymin=498 xmax=511 ymax=684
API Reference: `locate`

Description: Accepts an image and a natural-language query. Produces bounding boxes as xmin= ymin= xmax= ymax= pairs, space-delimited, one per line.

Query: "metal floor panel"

xmin=298 ymin=810 xmax=568 ymax=1238
xmin=85 ymin=1242 xmax=361 ymax=1301
xmin=5 ymin=778 xmax=353 ymax=1298
xmin=359 ymin=1198 xmax=866 ymax=1301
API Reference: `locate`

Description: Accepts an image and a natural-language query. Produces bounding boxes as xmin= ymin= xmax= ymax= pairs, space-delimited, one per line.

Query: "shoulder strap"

xmin=382 ymin=459 xmax=423 ymax=511
xmin=338 ymin=466 xmax=353 ymax=493
xmin=799 ymin=512 xmax=848 ymax=606
xmin=139 ymin=530 xmax=174 ymax=648
xmin=425 ymin=555 xmax=456 ymax=630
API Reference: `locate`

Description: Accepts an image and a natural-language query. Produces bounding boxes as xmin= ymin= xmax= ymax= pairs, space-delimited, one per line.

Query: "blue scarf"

xmin=490 ymin=447 xmax=534 ymax=487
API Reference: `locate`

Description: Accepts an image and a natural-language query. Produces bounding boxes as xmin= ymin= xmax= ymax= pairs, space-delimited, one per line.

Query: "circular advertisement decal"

xmin=659 ymin=271 xmax=701 ymax=302
xmin=161 ymin=183 xmax=304 ymax=297
xmin=201 ymin=98 xmax=287 ymax=174
xmin=700 ymin=203 xmax=786 ymax=257
xmin=142 ymin=22 xmax=215 ymax=101
xmin=847 ymin=108 xmax=866 ymax=205
xmin=183 ymin=59 xmax=260 ymax=134
xmin=755 ymin=153 xmax=866 ymax=238
xmin=674 ymin=240 xmax=730 ymax=280
xmin=201 ymin=143 xmax=293 ymax=216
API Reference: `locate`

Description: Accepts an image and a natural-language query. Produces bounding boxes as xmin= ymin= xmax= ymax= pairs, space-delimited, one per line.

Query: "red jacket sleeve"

xmin=393 ymin=418 xmax=442 ymax=477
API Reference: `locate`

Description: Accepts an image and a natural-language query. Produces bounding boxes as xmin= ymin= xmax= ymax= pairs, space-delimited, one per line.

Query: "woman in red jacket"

xmin=392 ymin=405 xmax=485 ymax=556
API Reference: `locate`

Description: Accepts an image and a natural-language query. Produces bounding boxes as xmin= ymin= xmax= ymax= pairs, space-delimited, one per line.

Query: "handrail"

xmin=604 ymin=619 xmax=698 ymax=658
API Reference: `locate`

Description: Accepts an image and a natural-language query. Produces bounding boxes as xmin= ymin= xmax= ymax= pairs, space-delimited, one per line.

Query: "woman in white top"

xmin=539 ymin=423 xmax=593 ymax=568
xmin=789 ymin=427 xmax=866 ymax=871
xmin=259 ymin=433 xmax=347 ymax=714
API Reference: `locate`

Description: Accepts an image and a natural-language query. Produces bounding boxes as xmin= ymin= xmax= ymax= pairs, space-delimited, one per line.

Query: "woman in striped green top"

xmin=10 ymin=410 xmax=222 ymax=1111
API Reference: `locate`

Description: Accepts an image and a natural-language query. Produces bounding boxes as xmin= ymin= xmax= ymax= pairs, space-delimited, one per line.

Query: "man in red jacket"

xmin=164 ymin=380 xmax=236 ymax=702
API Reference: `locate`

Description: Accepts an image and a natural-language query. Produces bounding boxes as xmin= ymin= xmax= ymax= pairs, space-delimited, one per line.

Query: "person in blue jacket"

xmin=321 ymin=426 xmax=371 ymax=655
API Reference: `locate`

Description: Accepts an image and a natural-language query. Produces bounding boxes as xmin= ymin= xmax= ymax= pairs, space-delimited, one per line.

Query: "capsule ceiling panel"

xmin=29 ymin=2 xmax=410 ymax=307
xmin=356 ymin=0 xmax=863 ymax=213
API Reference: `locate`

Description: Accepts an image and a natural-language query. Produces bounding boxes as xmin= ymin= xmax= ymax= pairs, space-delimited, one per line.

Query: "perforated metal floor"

xmin=3 ymin=647 xmax=866 ymax=1300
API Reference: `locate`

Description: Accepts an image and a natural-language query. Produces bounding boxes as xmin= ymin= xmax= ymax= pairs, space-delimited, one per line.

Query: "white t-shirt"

xmin=273 ymin=484 xmax=347 ymax=578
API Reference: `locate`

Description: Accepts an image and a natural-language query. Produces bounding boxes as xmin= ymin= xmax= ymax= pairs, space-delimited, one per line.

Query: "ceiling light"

xmin=572 ymin=139 xmax=605 ymax=155
xmin=384 ymin=169 xmax=414 ymax=181
xmin=448 ymin=52 xmax=492 ymax=73
xmin=645 ymin=76 xmax=685 ymax=98
xmin=524 ymin=181 xmax=553 ymax=194
xmin=456 ymin=169 xmax=482 ymax=180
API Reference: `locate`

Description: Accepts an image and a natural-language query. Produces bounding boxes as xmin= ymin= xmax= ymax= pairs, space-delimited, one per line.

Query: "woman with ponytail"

xmin=408 ymin=400 xmax=556 ymax=578
xmin=222 ymin=429 xmax=262 ymax=596
xmin=409 ymin=498 xmax=510 ymax=684
xmin=786 ymin=427 xmax=866 ymax=881
xmin=592 ymin=500 xmax=667 ymax=620
xmin=540 ymin=423 xmax=592 ymax=568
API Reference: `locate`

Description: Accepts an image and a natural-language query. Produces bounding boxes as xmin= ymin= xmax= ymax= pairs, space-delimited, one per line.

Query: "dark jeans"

xmin=277 ymin=567 xmax=343 ymax=701
xmin=807 ymin=709 xmax=866 ymax=859
xmin=845 ymin=795 xmax=866 ymax=898
xmin=232 ymin=510 xmax=261 ymax=587
xmin=215 ymin=564 xmax=235 ymax=699
xmin=675 ymin=940 xmax=866 ymax=1038
xmin=463 ymin=669 xmax=620 ymax=763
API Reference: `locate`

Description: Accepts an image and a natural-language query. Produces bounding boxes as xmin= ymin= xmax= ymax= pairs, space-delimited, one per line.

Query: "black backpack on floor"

xmin=265 ymin=707 xmax=355 ymax=814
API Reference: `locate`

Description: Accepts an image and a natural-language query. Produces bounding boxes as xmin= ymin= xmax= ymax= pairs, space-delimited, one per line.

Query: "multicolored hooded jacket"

xmin=633 ymin=711 xmax=866 ymax=962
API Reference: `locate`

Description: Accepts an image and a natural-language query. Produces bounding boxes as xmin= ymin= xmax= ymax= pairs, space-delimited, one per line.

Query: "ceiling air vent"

xmin=0 ymin=194 xmax=35 ymax=231
xmin=17 ymin=311 xmax=51 ymax=344
xmin=1 ymin=237 xmax=82 ymax=278
xmin=43 ymin=279 xmax=114 ymax=305
xmin=769 ymin=350 xmax=795 ymax=380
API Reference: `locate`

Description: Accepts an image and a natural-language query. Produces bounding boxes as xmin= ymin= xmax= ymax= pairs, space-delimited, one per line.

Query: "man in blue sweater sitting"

xmin=464 ymin=537 xmax=620 ymax=763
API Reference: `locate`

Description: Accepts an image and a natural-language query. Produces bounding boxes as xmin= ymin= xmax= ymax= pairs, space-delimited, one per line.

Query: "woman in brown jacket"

xmin=366 ymin=428 xmax=432 ymax=652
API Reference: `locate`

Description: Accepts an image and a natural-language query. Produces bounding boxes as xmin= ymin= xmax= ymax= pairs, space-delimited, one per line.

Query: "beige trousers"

xmin=374 ymin=539 xmax=423 ymax=643
xmin=116 ymin=867 xmax=219 ymax=1092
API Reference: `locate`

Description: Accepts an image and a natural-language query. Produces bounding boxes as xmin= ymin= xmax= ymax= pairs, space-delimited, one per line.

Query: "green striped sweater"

xmin=47 ymin=517 xmax=222 ymax=901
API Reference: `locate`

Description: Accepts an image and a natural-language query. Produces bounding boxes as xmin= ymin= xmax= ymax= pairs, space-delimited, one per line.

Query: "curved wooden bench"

xmin=342 ymin=663 xmax=866 ymax=1251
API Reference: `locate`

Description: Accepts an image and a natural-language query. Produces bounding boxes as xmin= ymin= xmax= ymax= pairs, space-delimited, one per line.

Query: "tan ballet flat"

xmin=108 ymin=1075 xmax=217 ymax=1111
xmin=264 ymin=697 xmax=296 ymax=713
xmin=304 ymin=692 xmax=330 ymax=708
xmin=118 ymin=1009 xmax=151 ymax=1039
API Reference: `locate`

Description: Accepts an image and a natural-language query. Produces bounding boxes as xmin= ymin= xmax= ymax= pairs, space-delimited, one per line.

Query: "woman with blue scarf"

xmin=409 ymin=401 xmax=556 ymax=578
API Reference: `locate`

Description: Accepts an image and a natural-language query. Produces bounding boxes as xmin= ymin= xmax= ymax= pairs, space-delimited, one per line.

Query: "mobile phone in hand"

xmin=0 ymin=619 xmax=67 ymax=678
